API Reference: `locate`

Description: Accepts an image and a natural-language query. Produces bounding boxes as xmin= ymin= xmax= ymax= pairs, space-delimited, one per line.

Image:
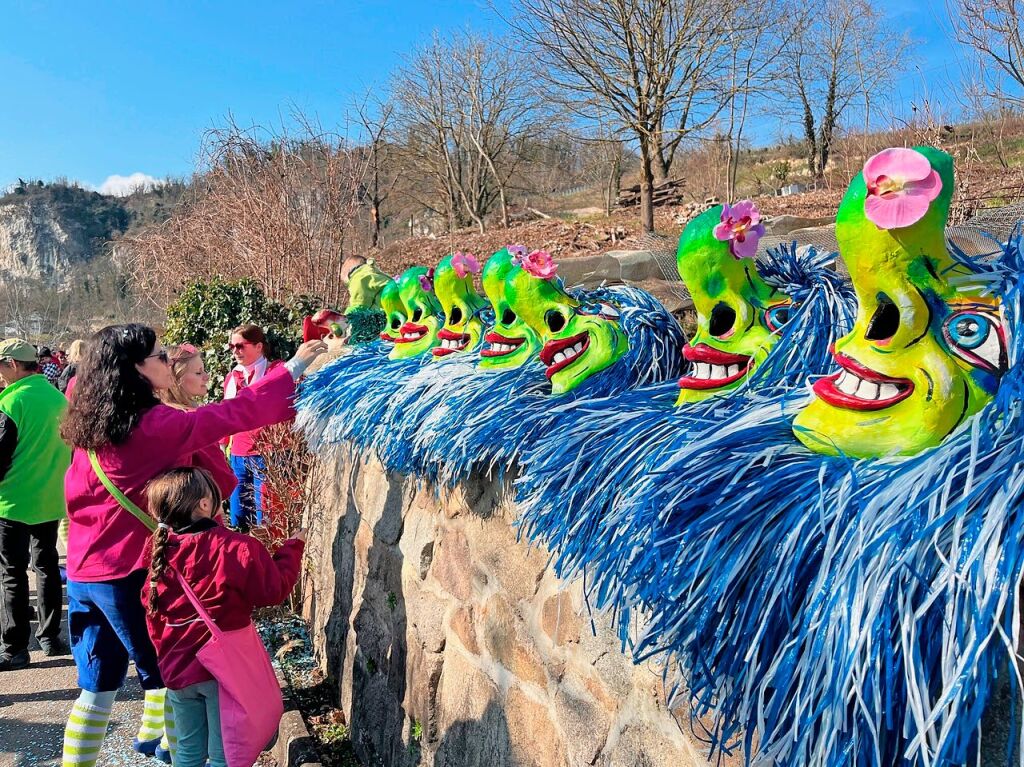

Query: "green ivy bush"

xmin=164 ymin=277 xmax=318 ymax=397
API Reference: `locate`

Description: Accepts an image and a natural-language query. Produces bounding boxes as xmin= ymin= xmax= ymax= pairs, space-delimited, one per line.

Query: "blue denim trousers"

xmin=167 ymin=680 xmax=225 ymax=767
xmin=228 ymin=455 xmax=266 ymax=530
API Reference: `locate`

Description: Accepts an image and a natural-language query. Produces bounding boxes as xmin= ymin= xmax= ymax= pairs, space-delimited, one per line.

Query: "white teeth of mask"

xmin=856 ymin=380 xmax=880 ymax=400
xmin=727 ymin=364 xmax=739 ymax=377
xmin=837 ymin=372 xmax=859 ymax=395
xmin=878 ymin=382 xmax=900 ymax=400
xmin=695 ymin=362 xmax=710 ymax=379
xmin=711 ymin=365 xmax=727 ymax=380
xmin=553 ymin=351 xmax=566 ymax=364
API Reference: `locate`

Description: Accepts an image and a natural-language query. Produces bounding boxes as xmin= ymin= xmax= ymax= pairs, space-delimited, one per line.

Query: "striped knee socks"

xmin=161 ymin=692 xmax=177 ymax=758
xmin=62 ymin=690 xmax=115 ymax=767
xmin=136 ymin=688 xmax=166 ymax=742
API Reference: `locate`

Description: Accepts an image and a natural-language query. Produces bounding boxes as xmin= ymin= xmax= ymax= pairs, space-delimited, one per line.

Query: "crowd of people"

xmin=0 ymin=326 xmax=328 ymax=767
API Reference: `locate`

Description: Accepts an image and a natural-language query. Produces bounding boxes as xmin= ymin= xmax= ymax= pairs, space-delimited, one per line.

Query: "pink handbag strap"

xmin=170 ymin=566 xmax=225 ymax=640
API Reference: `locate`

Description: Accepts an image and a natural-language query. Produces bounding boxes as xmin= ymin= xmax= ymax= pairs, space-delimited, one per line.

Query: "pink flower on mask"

xmin=507 ymin=244 xmax=528 ymax=265
xmin=713 ymin=200 xmax=765 ymax=259
xmin=520 ymin=250 xmax=558 ymax=280
xmin=451 ymin=251 xmax=481 ymax=278
xmin=419 ymin=268 xmax=435 ymax=293
xmin=862 ymin=147 xmax=942 ymax=230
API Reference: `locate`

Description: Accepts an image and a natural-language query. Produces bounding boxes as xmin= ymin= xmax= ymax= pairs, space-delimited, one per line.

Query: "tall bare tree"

xmin=392 ymin=30 xmax=546 ymax=234
xmin=949 ymin=0 xmax=1024 ymax=109
xmin=355 ymin=96 xmax=399 ymax=249
xmin=779 ymin=0 xmax=910 ymax=179
xmin=505 ymin=0 xmax=739 ymax=232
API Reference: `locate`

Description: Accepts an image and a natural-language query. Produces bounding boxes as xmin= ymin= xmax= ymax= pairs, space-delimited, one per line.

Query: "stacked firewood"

xmin=616 ymin=178 xmax=688 ymax=207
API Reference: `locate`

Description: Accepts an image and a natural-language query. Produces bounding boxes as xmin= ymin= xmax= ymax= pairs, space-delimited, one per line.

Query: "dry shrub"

xmin=119 ymin=115 xmax=369 ymax=310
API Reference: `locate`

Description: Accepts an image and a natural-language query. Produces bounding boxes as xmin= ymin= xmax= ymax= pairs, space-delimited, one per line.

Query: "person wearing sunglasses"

xmin=58 ymin=323 xmax=326 ymax=767
xmin=222 ymin=324 xmax=281 ymax=532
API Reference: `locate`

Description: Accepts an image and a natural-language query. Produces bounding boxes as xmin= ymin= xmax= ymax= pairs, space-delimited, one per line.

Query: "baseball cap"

xmin=0 ymin=338 xmax=38 ymax=362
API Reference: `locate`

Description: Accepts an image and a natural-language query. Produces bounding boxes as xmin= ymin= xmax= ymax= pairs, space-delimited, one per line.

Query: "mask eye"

xmin=389 ymin=316 xmax=402 ymax=330
xmin=449 ymin=306 xmax=463 ymax=325
xmin=763 ymin=303 xmax=792 ymax=334
xmin=412 ymin=307 xmax=423 ymax=323
xmin=545 ymin=310 xmax=567 ymax=333
xmin=866 ymin=295 xmax=900 ymax=342
xmin=501 ymin=307 xmax=516 ymax=325
xmin=943 ymin=310 xmax=1007 ymax=374
xmin=709 ymin=302 xmax=736 ymax=339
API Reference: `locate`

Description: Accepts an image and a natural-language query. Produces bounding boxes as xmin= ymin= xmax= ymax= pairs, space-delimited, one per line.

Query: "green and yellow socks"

xmin=62 ymin=690 xmax=115 ymax=767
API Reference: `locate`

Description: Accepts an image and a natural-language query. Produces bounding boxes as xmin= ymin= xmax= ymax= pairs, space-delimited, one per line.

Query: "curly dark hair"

xmin=61 ymin=324 xmax=161 ymax=449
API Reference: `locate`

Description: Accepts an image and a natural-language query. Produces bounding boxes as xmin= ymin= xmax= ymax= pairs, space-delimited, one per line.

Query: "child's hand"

xmin=291 ymin=528 xmax=307 ymax=543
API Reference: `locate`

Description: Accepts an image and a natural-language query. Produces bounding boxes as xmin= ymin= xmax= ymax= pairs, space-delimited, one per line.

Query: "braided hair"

xmin=146 ymin=467 xmax=222 ymax=615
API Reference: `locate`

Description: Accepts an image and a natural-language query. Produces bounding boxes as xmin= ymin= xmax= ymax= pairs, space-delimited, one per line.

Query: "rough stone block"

xmin=505 ymin=685 xmax=568 ymax=767
xmin=482 ymin=595 xmax=549 ymax=690
xmin=541 ymin=591 xmax=581 ymax=647
xmin=449 ymin=605 xmax=480 ymax=655
xmin=429 ymin=526 xmax=475 ymax=602
xmin=554 ymin=680 xmax=612 ymax=766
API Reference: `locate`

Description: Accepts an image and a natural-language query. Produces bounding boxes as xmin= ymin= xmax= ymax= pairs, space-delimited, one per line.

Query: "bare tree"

xmin=355 ymin=96 xmax=399 ymax=249
xmin=505 ymin=0 xmax=740 ymax=232
xmin=949 ymin=0 xmax=1024 ymax=108
xmin=391 ymin=30 xmax=546 ymax=234
xmin=779 ymin=0 xmax=910 ymax=180
xmin=119 ymin=114 xmax=367 ymax=309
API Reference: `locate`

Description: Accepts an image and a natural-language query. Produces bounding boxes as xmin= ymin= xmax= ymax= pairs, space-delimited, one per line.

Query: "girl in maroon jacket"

xmin=143 ymin=466 xmax=304 ymax=767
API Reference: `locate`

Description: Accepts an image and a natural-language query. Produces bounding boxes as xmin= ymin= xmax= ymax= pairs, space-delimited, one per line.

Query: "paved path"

xmin=0 ymin=562 xmax=153 ymax=767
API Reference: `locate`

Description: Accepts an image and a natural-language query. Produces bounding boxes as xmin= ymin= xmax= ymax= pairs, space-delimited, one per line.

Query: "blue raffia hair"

xmin=577 ymin=232 xmax=1024 ymax=767
xmin=412 ymin=282 xmax=686 ymax=490
xmin=295 ymin=340 xmax=429 ymax=459
xmin=514 ymin=242 xmax=855 ymax=608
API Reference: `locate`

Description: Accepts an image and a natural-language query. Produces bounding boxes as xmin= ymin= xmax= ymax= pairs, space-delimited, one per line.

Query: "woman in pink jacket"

xmin=58 ymin=323 xmax=325 ymax=767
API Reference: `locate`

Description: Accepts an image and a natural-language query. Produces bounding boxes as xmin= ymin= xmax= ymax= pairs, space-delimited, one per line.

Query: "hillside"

xmin=0 ymin=180 xmax=185 ymax=283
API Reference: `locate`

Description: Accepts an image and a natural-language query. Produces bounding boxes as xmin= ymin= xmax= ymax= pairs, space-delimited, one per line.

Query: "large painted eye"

xmin=709 ymin=302 xmax=736 ymax=338
xmin=389 ymin=315 xmax=402 ymax=330
xmin=449 ymin=306 xmax=463 ymax=325
xmin=763 ymin=302 xmax=792 ymax=334
xmin=412 ymin=307 xmax=423 ymax=322
xmin=545 ymin=310 xmax=567 ymax=333
xmin=501 ymin=307 xmax=516 ymax=325
xmin=943 ymin=310 xmax=1006 ymax=374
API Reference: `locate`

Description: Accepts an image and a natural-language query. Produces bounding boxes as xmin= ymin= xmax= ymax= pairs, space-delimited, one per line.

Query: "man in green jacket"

xmin=0 ymin=338 xmax=72 ymax=671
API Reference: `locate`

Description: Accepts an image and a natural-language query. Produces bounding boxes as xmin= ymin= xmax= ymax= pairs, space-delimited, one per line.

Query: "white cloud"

xmin=97 ymin=172 xmax=164 ymax=196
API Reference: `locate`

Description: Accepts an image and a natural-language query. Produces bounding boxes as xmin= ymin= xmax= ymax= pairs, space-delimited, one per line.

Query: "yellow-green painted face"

xmin=675 ymin=205 xmax=792 ymax=405
xmin=478 ymin=248 xmax=543 ymax=370
xmin=379 ymin=279 xmax=404 ymax=342
xmin=388 ymin=267 xmax=443 ymax=360
xmin=506 ymin=253 xmax=628 ymax=394
xmin=793 ymin=146 xmax=1007 ymax=457
xmin=431 ymin=253 xmax=490 ymax=360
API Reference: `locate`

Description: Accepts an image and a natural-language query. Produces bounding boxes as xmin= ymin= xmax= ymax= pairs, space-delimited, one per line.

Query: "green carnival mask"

xmin=676 ymin=203 xmax=792 ymax=405
xmin=507 ymin=249 xmax=628 ymax=394
xmin=378 ymin=279 xmax=404 ymax=342
xmin=431 ymin=252 xmax=490 ymax=359
xmin=793 ymin=146 xmax=1006 ymax=457
xmin=389 ymin=267 xmax=443 ymax=360
xmin=478 ymin=248 xmax=543 ymax=370
xmin=345 ymin=258 xmax=392 ymax=315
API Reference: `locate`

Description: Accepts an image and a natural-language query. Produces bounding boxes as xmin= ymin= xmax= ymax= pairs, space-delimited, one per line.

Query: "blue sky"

xmin=0 ymin=0 xmax=967 ymax=194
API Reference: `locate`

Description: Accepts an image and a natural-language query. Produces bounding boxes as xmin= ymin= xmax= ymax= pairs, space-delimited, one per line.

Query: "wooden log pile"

xmin=616 ymin=178 xmax=688 ymax=208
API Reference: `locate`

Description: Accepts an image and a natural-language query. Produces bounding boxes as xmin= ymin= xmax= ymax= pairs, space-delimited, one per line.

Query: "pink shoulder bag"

xmin=173 ymin=566 xmax=284 ymax=767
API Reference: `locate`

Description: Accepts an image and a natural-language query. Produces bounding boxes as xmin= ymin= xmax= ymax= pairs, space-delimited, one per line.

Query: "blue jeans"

xmin=67 ymin=570 xmax=163 ymax=692
xmin=167 ymin=680 xmax=225 ymax=767
xmin=229 ymin=455 xmax=266 ymax=530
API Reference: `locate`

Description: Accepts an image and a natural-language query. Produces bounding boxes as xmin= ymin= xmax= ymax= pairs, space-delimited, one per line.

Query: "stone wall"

xmin=302 ymin=452 xmax=729 ymax=767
